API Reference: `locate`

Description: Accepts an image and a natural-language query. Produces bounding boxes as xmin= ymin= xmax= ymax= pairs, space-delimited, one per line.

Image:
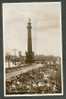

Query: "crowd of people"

xmin=6 ymin=62 xmax=61 ymax=94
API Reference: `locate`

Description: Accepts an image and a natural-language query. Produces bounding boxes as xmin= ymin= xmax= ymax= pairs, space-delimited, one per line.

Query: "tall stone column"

xmin=25 ymin=18 xmax=34 ymax=63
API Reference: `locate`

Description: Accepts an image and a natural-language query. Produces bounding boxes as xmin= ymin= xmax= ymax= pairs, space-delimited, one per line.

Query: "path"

xmin=6 ymin=63 xmax=43 ymax=80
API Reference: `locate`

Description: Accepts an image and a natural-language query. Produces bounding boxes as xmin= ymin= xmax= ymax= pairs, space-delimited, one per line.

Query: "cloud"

xmin=3 ymin=2 xmax=62 ymax=56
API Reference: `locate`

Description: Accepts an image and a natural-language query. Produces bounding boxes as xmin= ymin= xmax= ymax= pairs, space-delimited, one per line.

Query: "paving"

xmin=6 ymin=63 xmax=44 ymax=80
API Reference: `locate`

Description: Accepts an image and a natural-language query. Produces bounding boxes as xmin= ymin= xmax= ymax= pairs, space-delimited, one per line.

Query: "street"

xmin=6 ymin=63 xmax=44 ymax=80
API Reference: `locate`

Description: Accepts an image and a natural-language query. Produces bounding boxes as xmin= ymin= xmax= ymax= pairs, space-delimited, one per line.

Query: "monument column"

xmin=25 ymin=18 xmax=34 ymax=63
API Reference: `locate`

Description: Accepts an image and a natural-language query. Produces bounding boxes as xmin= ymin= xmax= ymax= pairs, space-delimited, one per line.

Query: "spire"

xmin=25 ymin=18 xmax=34 ymax=63
xmin=29 ymin=18 xmax=31 ymax=23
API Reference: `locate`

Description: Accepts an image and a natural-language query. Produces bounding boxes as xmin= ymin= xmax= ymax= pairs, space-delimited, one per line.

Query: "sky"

xmin=3 ymin=2 xmax=62 ymax=56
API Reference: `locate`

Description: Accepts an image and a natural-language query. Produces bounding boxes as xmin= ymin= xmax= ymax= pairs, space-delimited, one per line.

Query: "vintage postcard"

xmin=2 ymin=2 xmax=63 ymax=96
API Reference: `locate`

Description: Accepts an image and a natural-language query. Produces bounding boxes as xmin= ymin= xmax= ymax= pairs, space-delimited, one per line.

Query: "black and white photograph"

xmin=2 ymin=2 xmax=63 ymax=96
